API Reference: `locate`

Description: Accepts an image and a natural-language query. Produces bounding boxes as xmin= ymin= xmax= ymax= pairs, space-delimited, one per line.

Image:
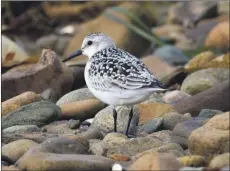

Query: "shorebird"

xmin=63 ymin=32 xmax=166 ymax=136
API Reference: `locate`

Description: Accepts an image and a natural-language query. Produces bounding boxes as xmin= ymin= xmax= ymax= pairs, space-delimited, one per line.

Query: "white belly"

xmin=84 ymin=62 xmax=151 ymax=106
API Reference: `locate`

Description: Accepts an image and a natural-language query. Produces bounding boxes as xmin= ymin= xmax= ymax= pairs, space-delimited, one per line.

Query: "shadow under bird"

xmin=63 ymin=32 xmax=166 ymax=136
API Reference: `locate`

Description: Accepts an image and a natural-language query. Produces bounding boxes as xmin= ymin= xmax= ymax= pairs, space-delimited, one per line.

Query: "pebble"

xmin=162 ymin=90 xmax=191 ymax=104
xmin=142 ymin=117 xmax=163 ymax=134
xmin=2 ymin=139 xmax=38 ymax=163
xmin=2 ymin=101 xmax=61 ymax=129
xmin=178 ymin=155 xmax=207 ymax=167
xmin=209 ymin=153 xmax=229 ymax=168
xmin=68 ymin=119 xmax=80 ymax=129
xmin=197 ymin=109 xmax=223 ymax=119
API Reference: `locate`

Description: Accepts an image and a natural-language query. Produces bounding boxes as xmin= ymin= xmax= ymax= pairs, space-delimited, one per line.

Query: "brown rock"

xmin=64 ymin=2 xmax=156 ymax=64
xmin=128 ymin=152 xmax=182 ymax=171
xmin=16 ymin=137 xmax=114 ymax=171
xmin=110 ymin=154 xmax=130 ymax=161
xmin=207 ymin=53 xmax=230 ymax=68
xmin=2 ymin=139 xmax=38 ymax=163
xmin=2 ymin=91 xmax=41 ymax=116
xmin=184 ymin=51 xmax=216 ymax=73
xmin=2 ymin=49 xmax=74 ymax=101
xmin=188 ymin=112 xmax=229 ymax=161
xmin=137 ymin=102 xmax=176 ymax=125
xmin=59 ymin=99 xmax=106 ymax=120
xmin=205 ymin=21 xmax=229 ymax=49
xmin=141 ymin=56 xmax=176 ymax=78
xmin=174 ymin=81 xmax=230 ymax=116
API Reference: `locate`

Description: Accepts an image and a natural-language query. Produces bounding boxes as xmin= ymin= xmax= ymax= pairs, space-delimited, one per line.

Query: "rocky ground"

xmin=1 ymin=1 xmax=230 ymax=171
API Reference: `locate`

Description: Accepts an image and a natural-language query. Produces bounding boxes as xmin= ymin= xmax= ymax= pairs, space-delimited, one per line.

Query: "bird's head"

xmin=63 ymin=32 xmax=115 ymax=62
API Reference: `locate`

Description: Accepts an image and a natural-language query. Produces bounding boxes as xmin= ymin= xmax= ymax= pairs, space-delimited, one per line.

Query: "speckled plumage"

xmin=87 ymin=47 xmax=164 ymax=92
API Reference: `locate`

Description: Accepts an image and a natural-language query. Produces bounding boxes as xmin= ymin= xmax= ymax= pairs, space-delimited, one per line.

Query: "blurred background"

xmin=1 ymin=1 xmax=229 ymax=101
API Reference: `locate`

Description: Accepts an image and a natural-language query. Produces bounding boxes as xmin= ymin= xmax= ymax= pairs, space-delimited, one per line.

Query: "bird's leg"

xmin=113 ymin=107 xmax=117 ymax=132
xmin=125 ymin=107 xmax=133 ymax=136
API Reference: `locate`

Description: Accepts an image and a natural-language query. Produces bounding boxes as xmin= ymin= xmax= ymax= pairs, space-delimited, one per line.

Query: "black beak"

xmin=62 ymin=49 xmax=82 ymax=62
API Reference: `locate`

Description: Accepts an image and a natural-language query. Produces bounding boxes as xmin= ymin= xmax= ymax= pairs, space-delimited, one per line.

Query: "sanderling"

xmin=63 ymin=32 xmax=166 ymax=136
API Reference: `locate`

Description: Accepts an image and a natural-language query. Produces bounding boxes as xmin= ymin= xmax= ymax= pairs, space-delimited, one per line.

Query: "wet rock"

xmin=2 ymin=91 xmax=41 ymax=116
xmin=64 ymin=2 xmax=157 ymax=64
xmin=2 ymin=49 xmax=74 ymax=101
xmin=128 ymin=152 xmax=182 ymax=170
xmin=181 ymin=68 xmax=229 ymax=95
xmin=198 ymin=109 xmax=223 ymax=119
xmin=141 ymin=56 xmax=176 ymax=78
xmin=153 ymin=45 xmax=188 ymax=66
xmin=56 ymin=88 xmax=95 ymax=105
xmin=16 ymin=137 xmax=114 ymax=171
xmin=162 ymin=90 xmax=191 ymax=104
xmin=40 ymin=88 xmax=58 ymax=103
xmin=91 ymin=106 xmax=139 ymax=135
xmin=205 ymin=21 xmax=229 ymax=50
xmin=137 ymin=102 xmax=176 ymax=125
xmin=189 ymin=112 xmax=229 ymax=161
xmin=2 ymin=139 xmax=38 ymax=163
xmin=174 ymin=81 xmax=230 ymax=116
xmin=162 ymin=112 xmax=192 ymax=130
xmin=59 ymin=99 xmax=106 ymax=120
xmin=178 ymin=155 xmax=207 ymax=167
xmin=171 ymin=119 xmax=204 ymax=149
xmin=142 ymin=117 xmax=163 ymax=134
xmin=209 ymin=153 xmax=229 ymax=168
xmin=184 ymin=51 xmax=216 ymax=73
xmin=104 ymin=136 xmax=164 ymax=157
xmin=2 ymin=125 xmax=40 ymax=134
xmin=2 ymin=101 xmax=61 ymax=129
xmin=133 ymin=143 xmax=185 ymax=160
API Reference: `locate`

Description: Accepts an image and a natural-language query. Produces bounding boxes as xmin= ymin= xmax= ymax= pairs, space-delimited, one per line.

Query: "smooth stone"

xmin=68 ymin=119 xmax=80 ymax=129
xmin=174 ymin=81 xmax=230 ymax=116
xmin=16 ymin=137 xmax=114 ymax=171
xmin=153 ymin=45 xmax=188 ymax=66
xmin=103 ymin=133 xmax=128 ymax=144
xmin=181 ymin=68 xmax=229 ymax=95
xmin=133 ymin=143 xmax=185 ymax=160
xmin=178 ymin=155 xmax=207 ymax=167
xmin=207 ymin=53 xmax=230 ymax=69
xmin=197 ymin=109 xmax=223 ymax=119
xmin=2 ymin=91 xmax=41 ymax=116
xmin=2 ymin=139 xmax=38 ymax=163
xmin=137 ymin=102 xmax=176 ymax=125
xmin=2 ymin=49 xmax=74 ymax=101
xmin=162 ymin=112 xmax=192 ymax=130
xmin=59 ymin=99 xmax=106 ymax=120
xmin=2 ymin=125 xmax=40 ymax=134
xmin=1 ymin=165 xmax=21 ymax=171
xmin=171 ymin=119 xmax=204 ymax=149
xmin=40 ymin=88 xmax=58 ymax=103
xmin=56 ymin=88 xmax=96 ymax=105
xmin=162 ymin=90 xmax=191 ymax=104
xmin=2 ymin=132 xmax=59 ymax=144
xmin=2 ymin=101 xmax=61 ymax=129
xmin=104 ymin=136 xmax=164 ymax=157
xmin=184 ymin=51 xmax=216 ymax=73
xmin=189 ymin=112 xmax=229 ymax=161
xmin=142 ymin=117 xmax=163 ymax=134
xmin=89 ymin=139 xmax=105 ymax=156
xmin=128 ymin=152 xmax=182 ymax=170
xmin=205 ymin=21 xmax=229 ymax=50
xmin=209 ymin=153 xmax=229 ymax=168
xmin=91 ymin=106 xmax=139 ymax=135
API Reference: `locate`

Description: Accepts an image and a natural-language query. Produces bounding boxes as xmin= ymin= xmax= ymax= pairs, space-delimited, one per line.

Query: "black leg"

xmin=113 ymin=108 xmax=117 ymax=132
xmin=126 ymin=107 xmax=133 ymax=136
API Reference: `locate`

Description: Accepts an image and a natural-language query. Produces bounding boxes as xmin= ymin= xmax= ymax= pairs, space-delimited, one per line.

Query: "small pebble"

xmin=68 ymin=119 xmax=80 ymax=129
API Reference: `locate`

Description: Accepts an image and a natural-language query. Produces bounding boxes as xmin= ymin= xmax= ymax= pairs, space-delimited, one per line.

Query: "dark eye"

xmin=87 ymin=41 xmax=93 ymax=46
